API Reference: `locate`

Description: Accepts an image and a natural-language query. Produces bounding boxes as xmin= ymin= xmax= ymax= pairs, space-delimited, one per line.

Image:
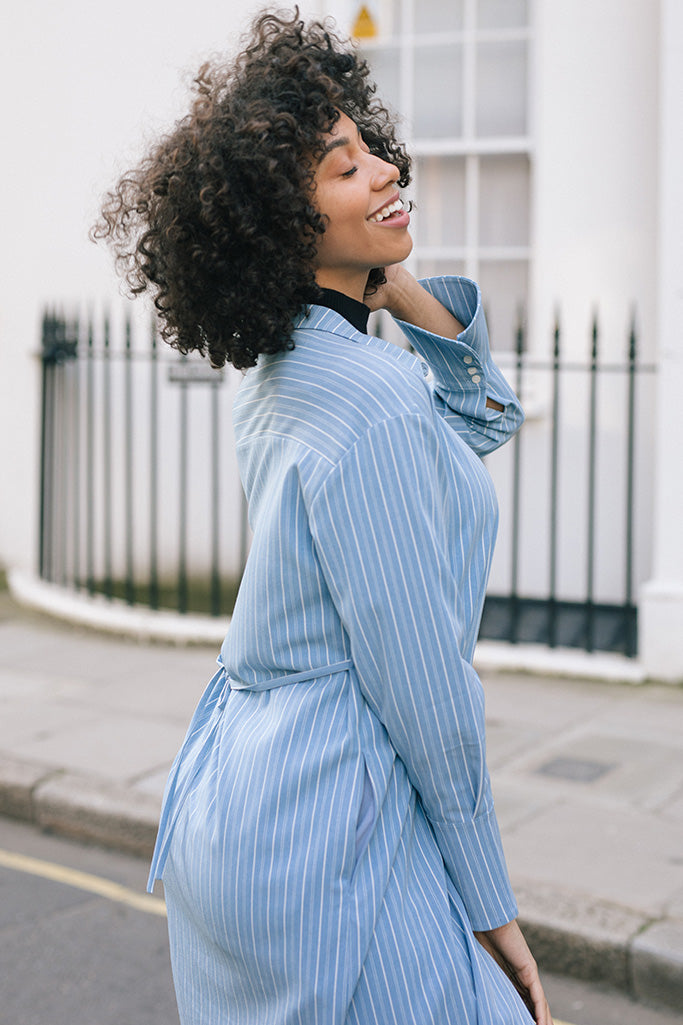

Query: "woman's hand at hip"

xmin=474 ymin=919 xmax=554 ymax=1025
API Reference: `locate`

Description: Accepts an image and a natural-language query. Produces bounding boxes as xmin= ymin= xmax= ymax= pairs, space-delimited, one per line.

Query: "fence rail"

xmin=38 ymin=308 xmax=655 ymax=657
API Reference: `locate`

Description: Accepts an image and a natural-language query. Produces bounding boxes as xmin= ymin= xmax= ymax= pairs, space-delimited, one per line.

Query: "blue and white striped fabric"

xmin=149 ymin=277 xmax=532 ymax=1024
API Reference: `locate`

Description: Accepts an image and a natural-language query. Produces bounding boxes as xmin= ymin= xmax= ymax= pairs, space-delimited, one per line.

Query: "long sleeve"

xmin=393 ymin=276 xmax=524 ymax=456
xmin=307 ymin=410 xmax=518 ymax=930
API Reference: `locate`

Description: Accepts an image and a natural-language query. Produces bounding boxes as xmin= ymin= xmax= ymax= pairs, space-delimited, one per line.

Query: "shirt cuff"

xmin=431 ymin=807 xmax=519 ymax=931
xmin=392 ymin=276 xmax=492 ymax=413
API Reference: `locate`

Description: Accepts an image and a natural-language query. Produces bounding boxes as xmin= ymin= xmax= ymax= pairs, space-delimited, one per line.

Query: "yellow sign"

xmin=352 ymin=4 xmax=378 ymax=39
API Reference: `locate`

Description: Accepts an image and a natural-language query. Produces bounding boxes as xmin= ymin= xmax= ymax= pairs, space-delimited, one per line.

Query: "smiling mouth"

xmin=368 ymin=199 xmax=405 ymax=223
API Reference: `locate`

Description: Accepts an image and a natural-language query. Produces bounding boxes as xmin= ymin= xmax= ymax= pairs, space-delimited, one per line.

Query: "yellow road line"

xmin=0 ymin=847 xmax=167 ymax=917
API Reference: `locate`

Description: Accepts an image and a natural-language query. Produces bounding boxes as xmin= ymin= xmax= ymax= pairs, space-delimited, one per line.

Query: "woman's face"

xmin=312 ymin=111 xmax=412 ymax=300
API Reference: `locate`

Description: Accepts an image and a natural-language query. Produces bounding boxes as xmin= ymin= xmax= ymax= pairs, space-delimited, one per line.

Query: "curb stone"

xmin=631 ymin=919 xmax=683 ymax=1010
xmin=514 ymin=878 xmax=683 ymax=1012
xmin=0 ymin=755 xmax=63 ymax=822
xmin=0 ymin=758 xmax=159 ymax=858
xmin=0 ymin=760 xmax=681 ymax=1013
xmin=513 ymin=879 xmax=650 ymax=991
xmin=33 ymin=773 xmax=161 ymax=857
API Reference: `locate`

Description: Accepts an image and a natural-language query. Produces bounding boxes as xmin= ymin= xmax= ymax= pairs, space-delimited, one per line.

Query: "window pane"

xmin=479 ymin=154 xmax=530 ymax=246
xmin=363 ymin=45 xmax=402 ymax=111
xmin=475 ymin=40 xmax=527 ymax=136
xmin=414 ymin=44 xmax=464 ymax=137
xmin=477 ymin=0 xmax=528 ymax=30
xmin=417 ymin=0 xmax=465 ymax=34
xmin=417 ymin=258 xmax=467 ymax=280
xmin=415 ymin=156 xmax=466 ymax=247
xmin=478 ymin=260 xmax=528 ymax=349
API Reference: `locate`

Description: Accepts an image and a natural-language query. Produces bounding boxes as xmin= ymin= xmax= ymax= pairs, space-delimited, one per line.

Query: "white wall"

xmin=531 ymin=0 xmax=659 ymax=360
xmin=0 ymin=0 xmax=321 ymax=574
xmin=640 ymin=0 xmax=683 ymax=680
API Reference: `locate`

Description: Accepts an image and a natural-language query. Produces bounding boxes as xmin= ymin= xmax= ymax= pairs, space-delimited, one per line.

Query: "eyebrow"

xmin=319 ymin=122 xmax=364 ymax=162
xmin=320 ymin=135 xmax=352 ymax=160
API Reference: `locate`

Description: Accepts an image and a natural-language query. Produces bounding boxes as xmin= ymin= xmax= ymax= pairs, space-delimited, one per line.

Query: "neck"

xmin=309 ymin=286 xmax=370 ymax=335
xmin=314 ymin=270 xmax=368 ymax=304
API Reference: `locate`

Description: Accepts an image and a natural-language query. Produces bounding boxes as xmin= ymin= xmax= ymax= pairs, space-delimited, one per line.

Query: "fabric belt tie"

xmin=217 ymin=657 xmax=353 ymax=708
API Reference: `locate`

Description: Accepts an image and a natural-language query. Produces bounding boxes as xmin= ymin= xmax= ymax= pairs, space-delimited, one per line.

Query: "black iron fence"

xmin=480 ymin=312 xmax=655 ymax=658
xmin=39 ymin=310 xmax=247 ymax=618
xmin=39 ymin=309 xmax=655 ymax=656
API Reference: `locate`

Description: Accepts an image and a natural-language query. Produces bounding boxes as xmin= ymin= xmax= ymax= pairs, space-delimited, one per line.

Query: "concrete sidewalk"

xmin=1 ymin=591 xmax=681 ymax=1013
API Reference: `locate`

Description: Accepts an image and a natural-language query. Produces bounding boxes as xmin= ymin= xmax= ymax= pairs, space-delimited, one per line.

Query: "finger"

xmin=534 ymin=996 xmax=553 ymax=1025
xmin=526 ymin=977 xmax=551 ymax=1025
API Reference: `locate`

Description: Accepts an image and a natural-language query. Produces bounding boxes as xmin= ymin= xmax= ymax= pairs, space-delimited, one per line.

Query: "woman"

xmin=95 ymin=10 xmax=552 ymax=1024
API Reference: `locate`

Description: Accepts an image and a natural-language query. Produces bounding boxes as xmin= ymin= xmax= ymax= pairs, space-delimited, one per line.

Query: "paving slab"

xmin=661 ymin=789 xmax=683 ymax=823
xmin=588 ymin=683 xmax=683 ymax=746
xmin=490 ymin=777 xmax=557 ymax=832
xmin=0 ymin=698 xmax=100 ymax=749
xmin=501 ymin=799 xmax=683 ymax=918
xmin=504 ymin=732 xmax=683 ymax=812
xmin=483 ymin=671 xmax=617 ymax=734
xmin=0 ymin=665 xmax=82 ymax=700
xmin=667 ymin=888 xmax=683 ymax=919
xmin=87 ymin=661 xmax=211 ymax=720
xmin=483 ymin=720 xmax=542 ymax=770
xmin=131 ymin=766 xmax=174 ymax=800
xmin=8 ymin=715 xmax=188 ymax=784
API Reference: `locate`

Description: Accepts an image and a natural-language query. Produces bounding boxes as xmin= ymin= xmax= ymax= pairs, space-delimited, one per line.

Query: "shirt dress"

xmin=148 ymin=276 xmax=533 ymax=1025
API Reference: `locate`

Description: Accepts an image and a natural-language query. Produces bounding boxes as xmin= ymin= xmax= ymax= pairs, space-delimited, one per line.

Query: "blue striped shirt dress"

xmin=148 ymin=276 xmax=534 ymax=1024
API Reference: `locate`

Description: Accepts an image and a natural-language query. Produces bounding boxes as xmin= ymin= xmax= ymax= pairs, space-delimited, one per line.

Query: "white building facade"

xmin=1 ymin=0 xmax=681 ymax=678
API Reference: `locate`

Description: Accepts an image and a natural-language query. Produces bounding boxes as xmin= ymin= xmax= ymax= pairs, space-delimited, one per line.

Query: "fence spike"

xmin=514 ymin=304 xmax=525 ymax=356
xmin=41 ymin=310 xmax=52 ymax=354
xmin=591 ymin=309 xmax=599 ymax=361
xmin=628 ymin=305 xmax=637 ymax=363
xmin=552 ymin=308 xmax=561 ymax=359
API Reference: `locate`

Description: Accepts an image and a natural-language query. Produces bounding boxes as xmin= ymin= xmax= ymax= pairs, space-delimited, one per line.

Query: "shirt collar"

xmin=312 ymin=287 xmax=370 ymax=334
xmin=292 ymin=304 xmax=426 ymax=380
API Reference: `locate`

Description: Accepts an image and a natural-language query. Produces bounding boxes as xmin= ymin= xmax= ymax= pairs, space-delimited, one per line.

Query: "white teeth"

xmin=370 ymin=199 xmax=404 ymax=222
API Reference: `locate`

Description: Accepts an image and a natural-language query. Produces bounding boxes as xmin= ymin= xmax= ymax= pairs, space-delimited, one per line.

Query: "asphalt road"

xmin=0 ymin=817 xmax=178 ymax=1025
xmin=0 ymin=817 xmax=680 ymax=1025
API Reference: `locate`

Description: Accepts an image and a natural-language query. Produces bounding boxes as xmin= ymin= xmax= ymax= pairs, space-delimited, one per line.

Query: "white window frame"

xmin=358 ymin=0 xmax=534 ymax=336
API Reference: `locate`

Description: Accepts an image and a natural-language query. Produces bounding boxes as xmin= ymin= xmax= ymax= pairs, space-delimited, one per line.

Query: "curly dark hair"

xmin=92 ymin=7 xmax=411 ymax=369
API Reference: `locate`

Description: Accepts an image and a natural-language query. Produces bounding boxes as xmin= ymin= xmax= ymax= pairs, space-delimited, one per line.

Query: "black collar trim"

xmin=312 ymin=287 xmax=370 ymax=335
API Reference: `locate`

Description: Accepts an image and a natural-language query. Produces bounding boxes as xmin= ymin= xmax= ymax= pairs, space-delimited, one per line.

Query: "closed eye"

xmin=341 ymin=166 xmax=358 ymax=178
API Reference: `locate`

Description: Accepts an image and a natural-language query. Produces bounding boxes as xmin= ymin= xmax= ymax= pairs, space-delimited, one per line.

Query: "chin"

xmin=388 ymin=239 xmax=413 ymax=265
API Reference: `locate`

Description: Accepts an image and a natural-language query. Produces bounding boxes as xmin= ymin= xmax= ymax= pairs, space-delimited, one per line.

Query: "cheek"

xmin=321 ymin=218 xmax=358 ymax=255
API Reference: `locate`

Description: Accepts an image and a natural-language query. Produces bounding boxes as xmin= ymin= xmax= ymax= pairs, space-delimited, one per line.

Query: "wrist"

xmin=381 ymin=267 xmax=425 ymax=321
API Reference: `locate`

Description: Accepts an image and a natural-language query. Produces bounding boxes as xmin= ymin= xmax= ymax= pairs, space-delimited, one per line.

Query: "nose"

xmin=371 ymin=154 xmax=400 ymax=190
